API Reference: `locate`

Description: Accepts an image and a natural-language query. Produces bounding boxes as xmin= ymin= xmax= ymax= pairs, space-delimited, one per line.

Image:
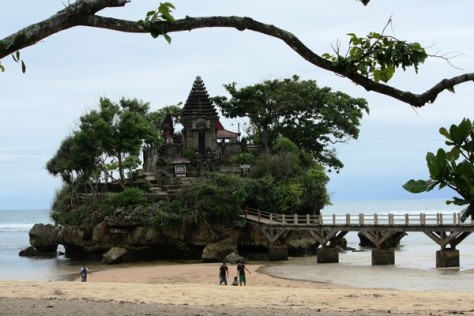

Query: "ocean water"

xmin=1 ymin=199 xmax=474 ymax=291
xmin=0 ymin=209 xmax=82 ymax=281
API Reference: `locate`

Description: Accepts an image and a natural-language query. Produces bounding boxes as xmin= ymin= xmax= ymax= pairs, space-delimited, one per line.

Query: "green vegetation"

xmin=213 ymin=75 xmax=369 ymax=171
xmin=322 ymin=30 xmax=427 ymax=83
xmin=403 ymin=118 xmax=474 ymax=221
xmin=50 ymin=135 xmax=330 ymax=228
xmin=48 ymin=75 xmax=361 ymax=229
xmin=46 ymin=97 xmax=161 ymax=188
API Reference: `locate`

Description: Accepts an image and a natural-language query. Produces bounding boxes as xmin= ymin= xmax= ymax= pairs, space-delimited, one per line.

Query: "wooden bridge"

xmin=241 ymin=209 xmax=474 ymax=267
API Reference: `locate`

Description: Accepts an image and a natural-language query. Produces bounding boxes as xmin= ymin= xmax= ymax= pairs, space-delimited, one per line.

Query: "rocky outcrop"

xmin=225 ymin=252 xmax=244 ymax=264
xmin=29 ymin=223 xmax=59 ymax=253
xmin=25 ymin=207 xmax=330 ymax=263
xmin=201 ymin=237 xmax=238 ymax=262
xmin=19 ymin=245 xmax=57 ymax=258
xmin=102 ymin=247 xmax=129 ymax=264
xmin=19 ymin=246 xmax=38 ymax=257
xmin=56 ymin=219 xmax=224 ymax=262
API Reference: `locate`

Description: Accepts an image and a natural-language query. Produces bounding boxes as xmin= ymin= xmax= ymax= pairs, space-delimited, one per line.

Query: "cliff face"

xmin=54 ymin=219 xmax=318 ymax=263
xmin=58 ymin=221 xmax=222 ymax=261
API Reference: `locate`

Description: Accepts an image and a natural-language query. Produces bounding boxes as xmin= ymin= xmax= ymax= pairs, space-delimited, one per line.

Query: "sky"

xmin=0 ymin=0 xmax=473 ymax=210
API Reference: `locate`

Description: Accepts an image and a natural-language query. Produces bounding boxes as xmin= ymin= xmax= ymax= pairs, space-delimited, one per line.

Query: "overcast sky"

xmin=1 ymin=1 xmax=473 ymax=210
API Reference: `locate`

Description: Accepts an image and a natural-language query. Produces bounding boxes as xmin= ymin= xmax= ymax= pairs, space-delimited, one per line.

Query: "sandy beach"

xmin=0 ymin=262 xmax=474 ymax=315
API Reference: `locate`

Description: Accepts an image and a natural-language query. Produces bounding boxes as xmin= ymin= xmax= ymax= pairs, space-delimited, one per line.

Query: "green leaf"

xmin=447 ymin=86 xmax=455 ymax=93
xmin=158 ymin=2 xmax=176 ymax=23
xmin=163 ymin=33 xmax=172 ymax=44
xmin=439 ymin=127 xmax=451 ymax=140
xmin=460 ymin=204 xmax=473 ymax=222
xmin=21 ymin=60 xmax=26 ymax=73
xmin=0 ymin=63 xmax=4 ymax=72
xmin=402 ymin=179 xmax=437 ymax=193
xmin=321 ymin=53 xmax=333 ymax=59
xmin=446 ymin=147 xmax=461 ymax=160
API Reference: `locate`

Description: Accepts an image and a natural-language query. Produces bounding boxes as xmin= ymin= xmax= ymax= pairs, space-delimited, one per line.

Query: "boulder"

xmin=19 ymin=246 xmax=38 ymax=257
xmin=287 ymin=231 xmax=318 ymax=255
xmin=102 ymin=247 xmax=128 ymax=264
xmin=225 ymin=252 xmax=244 ymax=264
xmin=201 ymin=237 xmax=238 ymax=262
xmin=29 ymin=223 xmax=59 ymax=253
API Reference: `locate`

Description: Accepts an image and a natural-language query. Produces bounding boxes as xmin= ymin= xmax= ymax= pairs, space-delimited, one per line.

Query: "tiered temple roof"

xmin=181 ymin=76 xmax=219 ymax=123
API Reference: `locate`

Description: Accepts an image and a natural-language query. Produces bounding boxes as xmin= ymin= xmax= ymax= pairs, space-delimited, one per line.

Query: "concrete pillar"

xmin=317 ymin=247 xmax=339 ymax=263
xmin=372 ymin=248 xmax=395 ymax=265
xmin=268 ymin=244 xmax=288 ymax=261
xmin=436 ymin=249 xmax=459 ymax=268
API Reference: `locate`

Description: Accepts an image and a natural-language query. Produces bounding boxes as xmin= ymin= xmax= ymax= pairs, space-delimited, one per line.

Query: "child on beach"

xmin=236 ymin=260 xmax=251 ymax=286
xmin=231 ymin=276 xmax=239 ymax=286
xmin=219 ymin=261 xmax=229 ymax=285
xmin=80 ymin=264 xmax=92 ymax=282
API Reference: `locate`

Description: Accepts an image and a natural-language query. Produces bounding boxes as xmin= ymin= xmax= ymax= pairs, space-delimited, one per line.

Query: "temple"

xmin=142 ymin=76 xmax=254 ymax=193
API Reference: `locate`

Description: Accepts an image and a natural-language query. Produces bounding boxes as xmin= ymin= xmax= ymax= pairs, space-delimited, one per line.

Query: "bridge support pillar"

xmin=372 ymin=248 xmax=395 ymax=265
xmin=436 ymin=248 xmax=459 ymax=268
xmin=268 ymin=244 xmax=288 ymax=261
xmin=317 ymin=247 xmax=339 ymax=263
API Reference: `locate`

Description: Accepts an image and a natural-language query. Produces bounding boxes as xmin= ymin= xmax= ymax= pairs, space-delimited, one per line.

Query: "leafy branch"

xmin=322 ymin=18 xmax=427 ymax=83
xmin=1 ymin=0 xmax=474 ymax=107
xmin=403 ymin=118 xmax=474 ymax=221
xmin=137 ymin=2 xmax=176 ymax=43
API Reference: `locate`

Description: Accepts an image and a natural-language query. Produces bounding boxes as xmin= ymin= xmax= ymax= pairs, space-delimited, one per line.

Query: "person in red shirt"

xmin=236 ymin=260 xmax=251 ymax=286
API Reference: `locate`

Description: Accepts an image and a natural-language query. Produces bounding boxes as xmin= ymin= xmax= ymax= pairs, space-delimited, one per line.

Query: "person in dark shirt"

xmin=80 ymin=264 xmax=92 ymax=282
xmin=219 ymin=261 xmax=229 ymax=285
xmin=236 ymin=260 xmax=251 ymax=286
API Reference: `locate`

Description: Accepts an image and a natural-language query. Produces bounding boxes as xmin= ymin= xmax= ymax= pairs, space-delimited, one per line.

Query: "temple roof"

xmin=181 ymin=76 xmax=219 ymax=123
xmin=216 ymin=129 xmax=239 ymax=139
xmin=215 ymin=120 xmax=239 ymax=139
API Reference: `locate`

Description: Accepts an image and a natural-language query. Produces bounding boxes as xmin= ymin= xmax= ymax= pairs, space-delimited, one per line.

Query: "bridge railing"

xmin=243 ymin=209 xmax=467 ymax=226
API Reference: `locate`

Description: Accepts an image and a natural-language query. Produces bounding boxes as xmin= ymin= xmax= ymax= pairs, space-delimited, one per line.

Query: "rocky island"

xmin=22 ymin=76 xmax=348 ymax=264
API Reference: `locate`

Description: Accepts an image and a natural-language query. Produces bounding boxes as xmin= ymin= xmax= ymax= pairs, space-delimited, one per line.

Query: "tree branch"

xmin=1 ymin=1 xmax=473 ymax=107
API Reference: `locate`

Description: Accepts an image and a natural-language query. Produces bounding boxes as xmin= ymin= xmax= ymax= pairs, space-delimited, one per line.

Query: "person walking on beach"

xmin=219 ymin=261 xmax=229 ymax=285
xmin=80 ymin=264 xmax=92 ymax=282
xmin=236 ymin=260 xmax=250 ymax=286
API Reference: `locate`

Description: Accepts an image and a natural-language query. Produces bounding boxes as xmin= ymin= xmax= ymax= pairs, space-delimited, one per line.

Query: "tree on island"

xmin=47 ymin=97 xmax=160 ymax=189
xmin=1 ymin=0 xmax=472 ymax=108
xmin=213 ymin=75 xmax=369 ymax=171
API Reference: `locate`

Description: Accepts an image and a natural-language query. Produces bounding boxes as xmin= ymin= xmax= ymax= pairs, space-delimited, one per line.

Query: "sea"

xmin=1 ymin=199 xmax=474 ymax=291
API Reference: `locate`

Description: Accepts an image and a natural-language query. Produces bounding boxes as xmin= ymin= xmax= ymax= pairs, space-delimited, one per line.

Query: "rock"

xmin=287 ymin=231 xmax=319 ymax=255
xmin=29 ymin=224 xmax=59 ymax=253
xmin=19 ymin=245 xmax=57 ymax=258
xmin=225 ymin=252 xmax=244 ymax=264
xmin=201 ymin=237 xmax=238 ymax=262
xmin=102 ymin=247 xmax=128 ymax=264
xmin=19 ymin=246 xmax=38 ymax=257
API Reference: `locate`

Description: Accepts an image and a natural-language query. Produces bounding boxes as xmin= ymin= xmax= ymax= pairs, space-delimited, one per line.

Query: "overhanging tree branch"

xmin=1 ymin=0 xmax=473 ymax=107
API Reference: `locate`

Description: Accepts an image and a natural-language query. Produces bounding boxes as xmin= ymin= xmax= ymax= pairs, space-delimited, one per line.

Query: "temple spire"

xmin=181 ymin=75 xmax=218 ymax=123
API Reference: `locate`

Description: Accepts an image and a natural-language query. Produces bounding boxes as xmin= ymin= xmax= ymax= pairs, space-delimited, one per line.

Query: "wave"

xmin=0 ymin=223 xmax=35 ymax=233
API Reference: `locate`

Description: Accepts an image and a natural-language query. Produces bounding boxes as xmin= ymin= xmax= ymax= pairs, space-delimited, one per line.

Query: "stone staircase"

xmin=135 ymin=170 xmax=204 ymax=201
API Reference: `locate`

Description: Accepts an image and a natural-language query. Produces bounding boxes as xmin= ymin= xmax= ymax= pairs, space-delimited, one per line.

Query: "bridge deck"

xmin=242 ymin=210 xmax=474 ymax=232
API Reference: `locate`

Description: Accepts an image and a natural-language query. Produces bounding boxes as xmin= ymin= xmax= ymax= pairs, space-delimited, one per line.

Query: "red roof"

xmin=217 ymin=129 xmax=239 ymax=139
xmin=215 ymin=120 xmax=225 ymax=130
